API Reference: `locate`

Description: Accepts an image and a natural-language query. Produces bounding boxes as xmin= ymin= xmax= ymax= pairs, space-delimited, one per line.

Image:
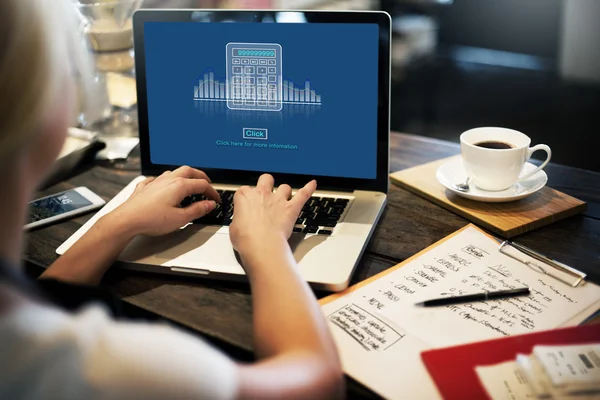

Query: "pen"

xmin=415 ymin=287 xmax=531 ymax=307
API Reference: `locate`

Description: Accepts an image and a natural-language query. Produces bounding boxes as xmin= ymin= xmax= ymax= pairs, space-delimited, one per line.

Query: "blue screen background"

xmin=144 ymin=22 xmax=379 ymax=179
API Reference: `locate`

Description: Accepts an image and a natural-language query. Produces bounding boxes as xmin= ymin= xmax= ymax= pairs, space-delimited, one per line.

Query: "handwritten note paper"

xmin=328 ymin=304 xmax=405 ymax=352
xmin=379 ymin=226 xmax=600 ymax=347
xmin=320 ymin=225 xmax=600 ymax=400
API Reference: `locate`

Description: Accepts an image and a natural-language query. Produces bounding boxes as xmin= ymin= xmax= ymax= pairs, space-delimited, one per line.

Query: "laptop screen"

xmin=143 ymin=21 xmax=379 ymax=180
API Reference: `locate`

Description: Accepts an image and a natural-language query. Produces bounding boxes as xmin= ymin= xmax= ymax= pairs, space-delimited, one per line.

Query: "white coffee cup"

xmin=460 ymin=127 xmax=551 ymax=191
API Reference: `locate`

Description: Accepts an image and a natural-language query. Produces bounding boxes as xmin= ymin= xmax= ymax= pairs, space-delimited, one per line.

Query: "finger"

xmin=155 ymin=170 xmax=171 ymax=181
xmin=174 ymin=178 xmax=221 ymax=203
xmin=181 ymin=200 xmax=217 ymax=221
xmin=276 ymin=184 xmax=292 ymax=200
xmin=133 ymin=177 xmax=155 ymax=194
xmin=150 ymin=170 xmax=172 ymax=186
xmin=170 ymin=165 xmax=212 ymax=182
xmin=289 ymin=180 xmax=317 ymax=214
xmin=233 ymin=185 xmax=250 ymax=205
xmin=256 ymin=174 xmax=275 ymax=191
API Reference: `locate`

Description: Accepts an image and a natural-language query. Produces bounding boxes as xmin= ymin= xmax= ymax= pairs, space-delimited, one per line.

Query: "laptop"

xmin=57 ymin=9 xmax=391 ymax=291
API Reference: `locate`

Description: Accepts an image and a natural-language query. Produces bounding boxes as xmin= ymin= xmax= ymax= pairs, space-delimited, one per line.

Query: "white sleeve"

xmin=0 ymin=303 xmax=239 ymax=400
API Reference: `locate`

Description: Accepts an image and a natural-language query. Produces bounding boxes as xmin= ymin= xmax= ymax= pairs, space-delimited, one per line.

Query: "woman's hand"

xmin=113 ymin=166 xmax=221 ymax=236
xmin=227 ymin=176 xmax=343 ymax=399
xmin=229 ymin=174 xmax=316 ymax=257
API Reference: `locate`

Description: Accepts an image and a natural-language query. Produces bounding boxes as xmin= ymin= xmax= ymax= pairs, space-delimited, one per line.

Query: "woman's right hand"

xmin=112 ymin=166 xmax=221 ymax=237
xmin=229 ymin=174 xmax=316 ymax=258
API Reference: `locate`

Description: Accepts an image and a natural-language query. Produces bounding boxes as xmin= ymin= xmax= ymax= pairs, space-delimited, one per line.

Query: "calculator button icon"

xmin=226 ymin=42 xmax=282 ymax=111
xmin=232 ymin=86 xmax=243 ymax=98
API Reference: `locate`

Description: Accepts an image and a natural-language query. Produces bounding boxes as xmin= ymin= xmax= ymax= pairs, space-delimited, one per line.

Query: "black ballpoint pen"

xmin=415 ymin=287 xmax=531 ymax=307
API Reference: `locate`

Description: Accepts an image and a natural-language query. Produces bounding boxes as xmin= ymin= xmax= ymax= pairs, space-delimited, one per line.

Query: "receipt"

xmin=534 ymin=344 xmax=600 ymax=392
xmin=476 ymin=360 xmax=536 ymax=400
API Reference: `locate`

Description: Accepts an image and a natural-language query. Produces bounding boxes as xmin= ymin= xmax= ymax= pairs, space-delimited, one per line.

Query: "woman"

xmin=0 ymin=1 xmax=343 ymax=398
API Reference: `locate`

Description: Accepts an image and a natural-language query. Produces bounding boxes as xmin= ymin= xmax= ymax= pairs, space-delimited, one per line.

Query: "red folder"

xmin=421 ymin=324 xmax=600 ymax=400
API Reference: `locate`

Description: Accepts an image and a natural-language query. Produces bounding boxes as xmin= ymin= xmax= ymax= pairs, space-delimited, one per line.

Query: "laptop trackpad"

xmin=119 ymin=224 xmax=223 ymax=263
xmin=118 ymin=225 xmax=331 ymax=265
xmin=289 ymin=233 xmax=328 ymax=262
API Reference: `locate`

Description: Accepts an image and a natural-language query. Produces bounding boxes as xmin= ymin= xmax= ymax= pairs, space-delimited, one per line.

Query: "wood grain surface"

xmin=390 ymin=155 xmax=587 ymax=237
xmin=22 ymin=132 xmax=600 ymax=399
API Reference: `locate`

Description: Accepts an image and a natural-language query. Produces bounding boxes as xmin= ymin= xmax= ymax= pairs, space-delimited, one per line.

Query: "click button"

xmin=243 ymin=128 xmax=268 ymax=140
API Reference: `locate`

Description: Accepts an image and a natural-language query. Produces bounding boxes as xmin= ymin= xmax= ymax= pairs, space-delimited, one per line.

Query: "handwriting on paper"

xmin=365 ymin=243 xmax=586 ymax=338
xmin=320 ymin=226 xmax=600 ymax=400
xmin=323 ymin=227 xmax=600 ymax=399
xmin=327 ymin=304 xmax=405 ymax=351
xmin=335 ymin=229 xmax=600 ymax=348
xmin=462 ymin=244 xmax=489 ymax=259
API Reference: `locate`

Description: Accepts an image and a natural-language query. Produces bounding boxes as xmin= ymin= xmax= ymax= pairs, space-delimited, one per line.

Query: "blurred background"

xmin=142 ymin=0 xmax=600 ymax=172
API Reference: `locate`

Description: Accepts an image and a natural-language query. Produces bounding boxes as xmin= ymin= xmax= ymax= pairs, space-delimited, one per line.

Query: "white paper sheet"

xmin=516 ymin=353 xmax=554 ymax=397
xmin=321 ymin=226 xmax=600 ymax=399
xmin=480 ymin=355 xmax=600 ymax=400
xmin=381 ymin=227 xmax=600 ymax=348
xmin=322 ymin=298 xmax=441 ymax=399
xmin=534 ymin=344 xmax=600 ymax=389
xmin=476 ymin=361 xmax=536 ymax=400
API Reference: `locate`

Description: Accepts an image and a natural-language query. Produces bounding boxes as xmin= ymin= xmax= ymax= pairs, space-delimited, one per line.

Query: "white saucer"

xmin=436 ymin=158 xmax=548 ymax=203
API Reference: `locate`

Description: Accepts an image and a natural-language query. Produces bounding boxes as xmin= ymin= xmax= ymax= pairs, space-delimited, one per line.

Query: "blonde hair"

xmin=0 ymin=0 xmax=92 ymax=164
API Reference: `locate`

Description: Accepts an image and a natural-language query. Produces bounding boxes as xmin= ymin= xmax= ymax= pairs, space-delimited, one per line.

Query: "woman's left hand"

xmin=112 ymin=166 xmax=221 ymax=236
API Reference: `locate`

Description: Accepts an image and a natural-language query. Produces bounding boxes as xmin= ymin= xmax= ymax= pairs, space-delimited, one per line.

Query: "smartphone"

xmin=25 ymin=187 xmax=106 ymax=230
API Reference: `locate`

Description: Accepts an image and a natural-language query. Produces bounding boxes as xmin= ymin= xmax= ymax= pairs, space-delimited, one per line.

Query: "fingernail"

xmin=206 ymin=200 xmax=217 ymax=212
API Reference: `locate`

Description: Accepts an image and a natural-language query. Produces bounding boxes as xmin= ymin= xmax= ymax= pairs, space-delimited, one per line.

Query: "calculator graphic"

xmin=226 ymin=42 xmax=282 ymax=111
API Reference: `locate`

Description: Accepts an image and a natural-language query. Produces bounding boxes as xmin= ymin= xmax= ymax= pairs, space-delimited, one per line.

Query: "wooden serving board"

xmin=390 ymin=155 xmax=587 ymax=238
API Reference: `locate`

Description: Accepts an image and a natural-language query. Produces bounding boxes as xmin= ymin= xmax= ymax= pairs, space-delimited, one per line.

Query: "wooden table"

xmin=24 ymin=132 xmax=600 ymax=398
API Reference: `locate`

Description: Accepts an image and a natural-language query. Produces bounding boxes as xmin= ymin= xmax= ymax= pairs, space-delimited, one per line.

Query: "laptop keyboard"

xmin=180 ymin=189 xmax=350 ymax=235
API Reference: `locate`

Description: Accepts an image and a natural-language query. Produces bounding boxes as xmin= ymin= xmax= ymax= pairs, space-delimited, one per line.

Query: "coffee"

xmin=461 ymin=127 xmax=552 ymax=191
xmin=474 ymin=141 xmax=514 ymax=150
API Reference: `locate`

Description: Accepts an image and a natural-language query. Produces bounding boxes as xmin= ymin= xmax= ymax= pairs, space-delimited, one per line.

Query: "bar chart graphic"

xmin=193 ymin=67 xmax=322 ymax=111
xmin=195 ymin=98 xmax=321 ymax=120
xmin=193 ymin=72 xmax=227 ymax=101
xmin=193 ymin=75 xmax=322 ymax=105
xmin=281 ymin=79 xmax=322 ymax=104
